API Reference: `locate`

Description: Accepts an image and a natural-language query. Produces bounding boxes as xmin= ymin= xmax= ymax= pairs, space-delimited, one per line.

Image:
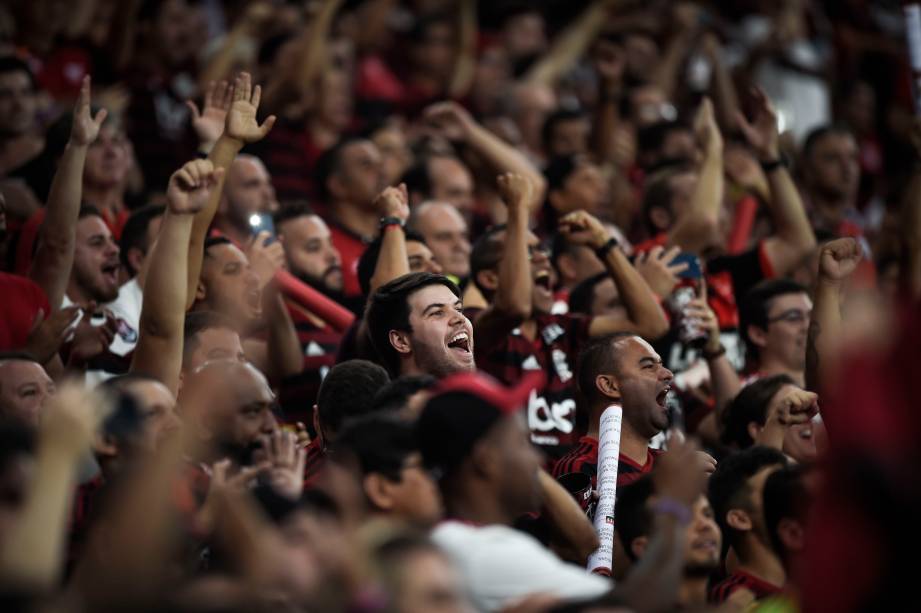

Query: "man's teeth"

xmin=450 ymin=332 xmax=468 ymax=344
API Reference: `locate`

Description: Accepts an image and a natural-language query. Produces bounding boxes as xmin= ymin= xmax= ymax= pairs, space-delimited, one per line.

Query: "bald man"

xmin=213 ymin=155 xmax=279 ymax=246
xmin=0 ymin=353 xmax=54 ymax=426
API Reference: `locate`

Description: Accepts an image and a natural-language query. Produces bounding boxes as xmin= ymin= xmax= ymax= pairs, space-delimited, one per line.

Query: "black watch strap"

xmin=594 ymin=236 xmax=620 ymax=259
xmin=760 ymin=154 xmax=789 ymax=173
xmin=380 ymin=216 xmax=405 ymax=230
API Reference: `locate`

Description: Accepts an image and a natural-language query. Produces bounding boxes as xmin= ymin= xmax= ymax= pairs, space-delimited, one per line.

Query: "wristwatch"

xmin=594 ymin=236 xmax=620 ymax=259
xmin=379 ymin=216 xmax=405 ymax=231
xmin=759 ymin=154 xmax=789 ymax=173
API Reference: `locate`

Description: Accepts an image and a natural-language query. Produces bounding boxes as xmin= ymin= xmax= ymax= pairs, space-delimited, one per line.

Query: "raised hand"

xmin=69 ymin=307 xmax=119 ymax=366
xmin=24 ymin=306 xmax=82 ymax=364
xmin=166 ymin=159 xmax=225 ymax=215
xmin=258 ymin=430 xmax=307 ymax=500
xmin=756 ymin=386 xmax=818 ymax=451
xmin=593 ymin=38 xmax=625 ymax=89
xmin=224 ymin=72 xmax=276 ymax=144
xmin=735 ymin=87 xmax=780 ymax=160
xmin=497 ymin=172 xmax=535 ymax=212
xmin=693 ymin=96 xmax=722 ymax=156
xmin=70 ymin=75 xmax=108 ymax=147
xmin=186 ymin=80 xmax=233 ymax=148
xmin=41 ymin=382 xmax=112 ymax=455
xmin=683 ymin=294 xmax=722 ymax=354
xmin=558 ymin=210 xmax=609 ymax=250
xmin=818 ymin=237 xmax=862 ymax=282
xmin=373 ymin=183 xmax=410 ymax=221
xmin=634 ymin=245 xmax=688 ymax=299
xmin=653 ymin=435 xmax=706 ymax=507
xmin=423 ymin=101 xmax=476 ymax=142
xmin=247 ymin=231 xmax=286 ymax=290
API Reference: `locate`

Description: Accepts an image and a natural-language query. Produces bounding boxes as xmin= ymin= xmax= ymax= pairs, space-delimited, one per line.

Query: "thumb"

xmin=185 ymin=100 xmax=201 ymax=120
xmin=257 ymin=115 xmax=277 ymax=137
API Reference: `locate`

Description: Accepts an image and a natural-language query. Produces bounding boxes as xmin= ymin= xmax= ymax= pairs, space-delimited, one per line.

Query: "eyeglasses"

xmin=766 ymin=309 xmax=811 ymax=325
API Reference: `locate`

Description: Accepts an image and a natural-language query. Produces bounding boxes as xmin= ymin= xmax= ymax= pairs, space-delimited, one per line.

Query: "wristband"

xmin=702 ymin=344 xmax=726 ymax=360
xmin=650 ymin=497 xmax=692 ymax=525
xmin=759 ymin=154 xmax=789 ymax=173
xmin=379 ymin=216 xmax=405 ymax=231
xmin=594 ymin=236 xmax=620 ymax=259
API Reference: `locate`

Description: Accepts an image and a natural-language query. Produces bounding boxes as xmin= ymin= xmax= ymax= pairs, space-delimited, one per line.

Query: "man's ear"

xmin=747 ymin=422 xmax=763 ymax=445
xmin=649 ymin=205 xmax=672 ymax=233
xmin=747 ymin=324 xmax=768 ymax=349
xmin=477 ymin=269 xmax=499 ymax=294
xmin=363 ymin=473 xmax=395 ymax=511
xmin=727 ymin=509 xmax=752 ymax=532
xmin=630 ymin=535 xmax=649 ymax=561
xmin=595 ymin=373 xmax=621 ymax=400
xmin=93 ymin=433 xmax=118 ymax=458
xmin=195 ymin=280 xmax=207 ymax=302
xmin=389 ymin=329 xmax=412 ymax=355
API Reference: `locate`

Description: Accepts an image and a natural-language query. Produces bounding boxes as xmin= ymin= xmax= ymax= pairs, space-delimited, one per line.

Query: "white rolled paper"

xmin=586 ymin=404 xmax=623 ymax=576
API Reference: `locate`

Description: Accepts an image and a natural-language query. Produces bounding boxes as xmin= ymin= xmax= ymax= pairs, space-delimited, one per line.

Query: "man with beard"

xmin=274 ymin=203 xmax=345 ymax=418
xmin=614 ymin=476 xmax=722 ymax=608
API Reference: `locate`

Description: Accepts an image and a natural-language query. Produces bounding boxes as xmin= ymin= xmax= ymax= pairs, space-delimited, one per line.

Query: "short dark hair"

xmin=78 ymin=204 xmax=104 ymax=221
xmin=763 ymin=464 xmax=809 ymax=562
xmin=636 ymin=120 xmax=692 ymax=168
xmin=569 ymin=272 xmax=608 ymax=316
xmin=372 ymin=375 xmax=438 ymax=414
xmin=273 ymin=200 xmax=315 ymax=227
xmin=314 ymin=136 xmax=367 ymax=203
xmin=576 ymin=332 xmax=635 ymax=406
xmin=182 ymin=311 xmax=237 ymax=366
xmin=614 ymin=476 xmax=655 ymax=562
xmin=0 ymin=351 xmax=40 ymax=365
xmin=365 ymin=273 xmax=460 ymax=377
xmin=640 ymin=164 xmax=696 ymax=235
xmin=738 ymin=279 xmax=809 ymax=360
xmin=721 ymin=375 xmax=796 ymax=449
xmin=0 ymin=56 xmax=36 ymax=89
xmin=801 ymin=124 xmax=855 ymax=163
xmin=119 ymin=205 xmax=165 ymax=276
xmin=544 ymin=155 xmax=579 ymax=194
xmin=97 ymin=372 xmax=162 ymax=393
xmin=316 ymin=359 xmax=390 ymax=442
xmin=333 ymin=414 xmax=419 ymax=482
xmin=541 ymin=109 xmax=587 ymax=153
xmin=357 ymin=230 xmax=429 ymax=297
xmin=707 ymin=446 xmax=788 ymax=550
xmin=400 ymin=160 xmax=433 ymax=200
xmin=469 ymin=224 xmax=506 ymax=299
xmin=203 ymin=235 xmax=233 ymax=255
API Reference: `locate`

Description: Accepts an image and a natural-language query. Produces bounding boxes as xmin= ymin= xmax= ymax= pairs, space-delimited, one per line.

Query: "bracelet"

xmin=594 ymin=236 xmax=620 ymax=259
xmin=759 ymin=154 xmax=789 ymax=173
xmin=379 ymin=216 xmax=405 ymax=231
xmin=702 ymin=344 xmax=726 ymax=360
xmin=650 ymin=497 xmax=692 ymax=525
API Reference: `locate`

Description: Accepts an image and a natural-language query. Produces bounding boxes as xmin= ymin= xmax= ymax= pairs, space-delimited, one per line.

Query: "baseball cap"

xmin=416 ymin=370 xmax=545 ymax=479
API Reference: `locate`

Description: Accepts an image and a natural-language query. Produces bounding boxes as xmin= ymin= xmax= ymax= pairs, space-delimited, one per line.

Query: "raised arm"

xmin=369 ymin=184 xmax=411 ymax=294
xmin=472 ymin=174 xmax=535 ymax=352
xmin=523 ymin=0 xmax=614 ymax=88
xmin=186 ymin=73 xmax=276 ymax=310
xmin=667 ymin=98 xmax=724 ymax=254
xmin=29 ymin=76 xmax=107 ymax=309
xmin=591 ymin=38 xmax=627 ymax=166
xmin=805 ymin=238 xmax=862 ymax=394
xmin=736 ymin=88 xmax=815 ymax=276
xmin=132 ymin=160 xmax=224 ymax=395
xmin=559 ymin=210 xmax=668 ymax=340
xmin=449 ymin=0 xmax=478 ymax=98
xmin=424 ymin=102 xmax=547 ymax=203
xmin=537 ymin=469 xmax=600 ymax=565
xmin=701 ymin=33 xmax=742 ymax=133
xmin=686 ymin=295 xmax=741 ymax=424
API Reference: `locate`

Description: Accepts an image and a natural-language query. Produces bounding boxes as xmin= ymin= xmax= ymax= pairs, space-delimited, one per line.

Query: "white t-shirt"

xmin=431 ymin=520 xmax=611 ymax=612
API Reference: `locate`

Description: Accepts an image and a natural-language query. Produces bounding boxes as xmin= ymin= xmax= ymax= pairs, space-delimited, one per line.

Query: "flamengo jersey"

xmin=468 ymin=310 xmax=592 ymax=456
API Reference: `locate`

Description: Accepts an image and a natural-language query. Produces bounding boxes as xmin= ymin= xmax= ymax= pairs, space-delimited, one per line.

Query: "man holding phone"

xmin=210 ymin=154 xmax=278 ymax=248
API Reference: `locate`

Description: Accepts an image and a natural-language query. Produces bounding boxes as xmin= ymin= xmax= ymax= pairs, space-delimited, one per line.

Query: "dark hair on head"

xmin=0 ymin=419 xmax=36 ymax=487
xmin=373 ymin=530 xmax=445 ymax=586
xmin=0 ymin=56 xmax=35 ymax=89
xmin=372 ymin=374 xmax=437 ymax=414
xmin=314 ymin=136 xmax=368 ymax=203
xmin=576 ymin=332 xmax=635 ymax=406
xmin=721 ymin=374 xmax=796 ymax=449
xmin=637 ymin=120 xmax=691 ymax=155
xmin=409 ymin=9 xmax=454 ymax=43
xmin=97 ymin=372 xmax=162 ymax=394
xmin=316 ymin=359 xmax=391 ymax=443
xmin=614 ymin=476 xmax=655 ymax=562
xmin=203 ymin=235 xmax=233 ymax=255
xmin=273 ymin=200 xmax=315 ymax=227
xmin=257 ymin=32 xmax=294 ymax=67
xmin=544 ymin=155 xmax=580 ymax=193
xmin=78 ymin=204 xmax=104 ymax=221
xmin=365 ymin=273 xmax=460 ymax=377
xmin=182 ymin=311 xmax=238 ymax=366
xmin=569 ymin=272 xmax=608 ymax=316
xmin=400 ymin=160 xmax=433 ymax=200
xmin=707 ymin=446 xmax=788 ymax=550
xmin=332 ymin=414 xmax=419 ymax=482
xmin=357 ymin=230 xmax=428 ymax=297
xmin=0 ymin=351 xmax=40 ymax=365
xmin=469 ymin=224 xmax=507 ymax=299
xmin=738 ymin=279 xmax=809 ymax=361
xmin=801 ymin=124 xmax=855 ymax=163
xmin=763 ymin=464 xmax=809 ymax=562
xmin=640 ymin=163 xmax=696 ymax=236
xmin=541 ymin=109 xmax=587 ymax=153
xmin=119 ymin=205 xmax=166 ymax=276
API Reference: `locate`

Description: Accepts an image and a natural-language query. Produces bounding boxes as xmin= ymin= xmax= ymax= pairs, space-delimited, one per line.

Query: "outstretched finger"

xmin=203 ymin=80 xmax=216 ymax=109
xmin=185 ymin=100 xmax=201 ymax=120
xmin=661 ymin=245 xmax=681 ymax=264
xmin=251 ymin=83 xmax=261 ymax=108
xmin=257 ymin=115 xmax=276 ymax=138
xmin=666 ymin=261 xmax=689 ymax=275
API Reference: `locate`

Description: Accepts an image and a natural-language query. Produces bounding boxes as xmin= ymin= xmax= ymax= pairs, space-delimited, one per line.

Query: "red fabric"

xmin=302 ymin=439 xmax=326 ymax=489
xmin=0 ymin=272 xmax=51 ymax=351
xmin=550 ymin=435 xmax=662 ymax=489
xmin=327 ymin=223 xmax=368 ymax=298
xmin=709 ymin=569 xmax=783 ymax=604
xmin=633 ymin=232 xmax=669 ymax=255
xmin=276 ymin=270 xmax=355 ymax=332
xmin=728 ymin=196 xmax=758 ymax=255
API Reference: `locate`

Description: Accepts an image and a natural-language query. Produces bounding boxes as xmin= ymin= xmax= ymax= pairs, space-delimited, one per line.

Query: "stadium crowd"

xmin=0 ymin=0 xmax=919 ymax=611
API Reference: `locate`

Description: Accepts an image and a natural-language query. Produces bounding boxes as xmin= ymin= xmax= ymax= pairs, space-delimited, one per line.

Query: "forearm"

xmin=617 ymin=514 xmax=685 ymax=611
xmin=449 ymin=0 xmax=477 ymax=97
xmin=266 ymin=292 xmax=303 ymax=380
xmin=708 ymin=48 xmax=742 ymax=131
xmin=538 ymin=470 xmax=599 ymax=564
xmin=133 ymin=212 xmax=194 ymax=394
xmin=652 ymin=33 xmax=693 ymax=101
xmin=370 ymin=226 xmax=408 ymax=294
xmin=494 ymin=205 xmax=532 ymax=319
xmin=595 ymin=248 xmax=668 ymax=339
xmin=295 ymin=0 xmax=344 ymax=100
xmin=805 ymin=278 xmax=840 ymax=393
xmin=0 ymin=447 xmax=78 ymax=590
xmin=708 ymin=354 xmax=742 ymax=424
xmin=766 ymin=168 xmax=815 ymax=252
xmin=199 ymin=27 xmax=250 ymax=87
xmin=668 ymin=150 xmax=723 ymax=254
xmin=467 ymin=124 xmax=546 ymax=204
xmin=30 ymin=142 xmax=88 ymax=308
xmin=592 ymin=94 xmax=622 ymax=166
xmin=524 ymin=1 xmax=610 ymax=87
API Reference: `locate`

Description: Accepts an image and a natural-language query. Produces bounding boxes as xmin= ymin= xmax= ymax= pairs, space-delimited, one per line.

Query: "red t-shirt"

xmin=328 ymin=222 xmax=369 ymax=298
xmin=302 ymin=438 xmax=326 ymax=489
xmin=710 ymin=569 xmax=783 ymax=604
xmin=551 ymin=435 xmax=661 ymax=489
xmin=0 ymin=272 xmax=51 ymax=351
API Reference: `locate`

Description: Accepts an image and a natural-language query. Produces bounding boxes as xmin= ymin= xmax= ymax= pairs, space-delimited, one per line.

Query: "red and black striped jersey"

xmin=710 ymin=570 xmax=783 ymax=604
xmin=277 ymin=299 xmax=342 ymax=425
xmin=551 ymin=435 xmax=662 ymax=488
xmin=302 ymin=439 xmax=326 ymax=489
xmin=467 ymin=310 xmax=592 ymax=457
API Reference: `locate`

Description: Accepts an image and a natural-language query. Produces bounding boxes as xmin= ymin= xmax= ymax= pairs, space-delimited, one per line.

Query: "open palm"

xmin=224 ymin=72 xmax=276 ymax=144
xmin=71 ymin=75 xmax=108 ymax=146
